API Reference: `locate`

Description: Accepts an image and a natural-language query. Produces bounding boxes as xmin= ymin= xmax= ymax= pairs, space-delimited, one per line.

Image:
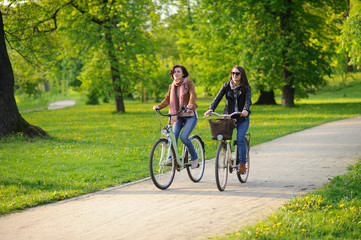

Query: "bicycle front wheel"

xmin=186 ymin=135 xmax=205 ymax=182
xmin=149 ymin=138 xmax=176 ymax=190
xmin=215 ymin=142 xmax=229 ymax=191
xmin=237 ymin=138 xmax=250 ymax=183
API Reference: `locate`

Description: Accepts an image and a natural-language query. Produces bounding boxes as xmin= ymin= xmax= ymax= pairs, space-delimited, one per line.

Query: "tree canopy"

xmin=0 ymin=0 xmax=360 ymax=137
xmin=342 ymin=0 xmax=361 ymax=67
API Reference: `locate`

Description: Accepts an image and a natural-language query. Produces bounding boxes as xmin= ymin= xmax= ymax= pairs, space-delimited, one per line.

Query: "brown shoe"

xmin=238 ymin=163 xmax=246 ymax=174
xmin=165 ymin=157 xmax=172 ymax=166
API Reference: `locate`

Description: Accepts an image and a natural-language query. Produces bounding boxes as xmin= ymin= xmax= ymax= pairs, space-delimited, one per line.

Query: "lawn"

xmin=219 ymin=161 xmax=361 ymax=240
xmin=1 ymin=75 xmax=360 ymax=216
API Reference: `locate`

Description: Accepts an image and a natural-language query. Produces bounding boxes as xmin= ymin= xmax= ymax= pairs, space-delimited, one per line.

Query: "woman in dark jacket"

xmin=204 ymin=65 xmax=252 ymax=173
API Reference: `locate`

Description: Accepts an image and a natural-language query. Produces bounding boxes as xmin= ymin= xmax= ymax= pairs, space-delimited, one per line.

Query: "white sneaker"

xmin=191 ymin=159 xmax=199 ymax=169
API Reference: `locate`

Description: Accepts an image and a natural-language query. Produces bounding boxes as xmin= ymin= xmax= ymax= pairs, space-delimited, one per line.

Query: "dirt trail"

xmin=1 ymin=117 xmax=361 ymax=240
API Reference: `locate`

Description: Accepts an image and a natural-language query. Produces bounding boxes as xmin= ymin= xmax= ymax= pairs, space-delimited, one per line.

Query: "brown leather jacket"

xmin=158 ymin=80 xmax=198 ymax=111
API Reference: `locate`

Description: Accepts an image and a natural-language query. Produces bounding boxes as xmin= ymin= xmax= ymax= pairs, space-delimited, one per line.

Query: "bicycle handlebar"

xmin=204 ymin=111 xmax=241 ymax=118
xmin=155 ymin=106 xmax=187 ymax=117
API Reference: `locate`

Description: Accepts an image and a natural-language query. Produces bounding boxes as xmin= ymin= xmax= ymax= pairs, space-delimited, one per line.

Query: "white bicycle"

xmin=150 ymin=107 xmax=205 ymax=190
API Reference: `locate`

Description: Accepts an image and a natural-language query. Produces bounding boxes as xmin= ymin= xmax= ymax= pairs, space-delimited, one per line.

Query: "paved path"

xmin=48 ymin=100 xmax=76 ymax=110
xmin=20 ymin=100 xmax=76 ymax=113
xmin=1 ymin=117 xmax=361 ymax=240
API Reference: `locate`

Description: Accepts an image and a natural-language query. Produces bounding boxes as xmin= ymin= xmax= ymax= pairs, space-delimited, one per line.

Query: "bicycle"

xmin=149 ymin=107 xmax=206 ymax=190
xmin=206 ymin=111 xmax=250 ymax=191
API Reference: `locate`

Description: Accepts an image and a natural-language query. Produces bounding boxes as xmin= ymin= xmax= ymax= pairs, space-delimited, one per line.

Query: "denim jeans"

xmin=173 ymin=115 xmax=198 ymax=160
xmin=236 ymin=117 xmax=250 ymax=164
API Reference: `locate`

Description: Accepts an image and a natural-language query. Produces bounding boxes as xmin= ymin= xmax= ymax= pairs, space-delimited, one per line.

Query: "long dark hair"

xmin=169 ymin=64 xmax=189 ymax=79
xmin=229 ymin=65 xmax=249 ymax=93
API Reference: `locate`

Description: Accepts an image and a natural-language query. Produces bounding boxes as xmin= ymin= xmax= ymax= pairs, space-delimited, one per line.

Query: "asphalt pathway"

xmin=1 ymin=117 xmax=361 ymax=240
xmin=47 ymin=100 xmax=76 ymax=110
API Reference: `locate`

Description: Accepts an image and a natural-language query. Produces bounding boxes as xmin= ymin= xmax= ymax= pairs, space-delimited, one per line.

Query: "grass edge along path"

xmin=217 ymin=159 xmax=361 ymax=240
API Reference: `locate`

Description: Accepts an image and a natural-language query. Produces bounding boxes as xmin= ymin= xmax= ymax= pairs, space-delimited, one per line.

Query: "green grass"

xmin=0 ymin=76 xmax=361 ymax=216
xmin=220 ymin=161 xmax=361 ymax=239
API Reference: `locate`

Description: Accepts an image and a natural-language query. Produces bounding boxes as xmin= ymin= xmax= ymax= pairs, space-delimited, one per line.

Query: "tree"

xmin=65 ymin=0 xmax=158 ymax=112
xmin=342 ymin=0 xmax=361 ymax=68
xmin=170 ymin=1 xmax=242 ymax=94
xmin=242 ymin=0 xmax=345 ymax=106
xmin=3 ymin=0 xmax=159 ymax=113
xmin=175 ymin=0 xmax=345 ymax=106
xmin=0 ymin=10 xmax=48 ymax=138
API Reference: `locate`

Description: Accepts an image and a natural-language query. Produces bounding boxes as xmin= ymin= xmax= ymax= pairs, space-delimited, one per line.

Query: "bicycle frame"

xmin=160 ymin=124 xmax=188 ymax=168
xmin=157 ymin=107 xmax=193 ymax=168
xmin=224 ymin=140 xmax=235 ymax=168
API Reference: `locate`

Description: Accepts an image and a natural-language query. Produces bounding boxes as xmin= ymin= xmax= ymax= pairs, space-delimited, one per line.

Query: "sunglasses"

xmin=231 ymin=72 xmax=241 ymax=76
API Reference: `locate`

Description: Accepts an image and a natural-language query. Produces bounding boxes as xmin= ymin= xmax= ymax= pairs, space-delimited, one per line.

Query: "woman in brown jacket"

xmin=153 ymin=65 xmax=199 ymax=169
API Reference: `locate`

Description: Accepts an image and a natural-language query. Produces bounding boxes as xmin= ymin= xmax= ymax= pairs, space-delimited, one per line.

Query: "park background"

xmin=1 ymin=0 xmax=361 ymax=239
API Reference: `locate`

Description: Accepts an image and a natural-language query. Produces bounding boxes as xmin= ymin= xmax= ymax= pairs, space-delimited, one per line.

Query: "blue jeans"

xmin=236 ymin=117 xmax=250 ymax=164
xmin=173 ymin=115 xmax=198 ymax=160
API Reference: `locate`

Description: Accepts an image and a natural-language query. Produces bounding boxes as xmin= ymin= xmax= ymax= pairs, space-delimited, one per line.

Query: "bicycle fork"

xmin=224 ymin=141 xmax=237 ymax=172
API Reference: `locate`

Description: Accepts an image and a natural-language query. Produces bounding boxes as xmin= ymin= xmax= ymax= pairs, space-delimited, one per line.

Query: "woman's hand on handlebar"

xmin=153 ymin=105 xmax=159 ymax=111
xmin=240 ymin=110 xmax=248 ymax=117
xmin=204 ymin=109 xmax=213 ymax=116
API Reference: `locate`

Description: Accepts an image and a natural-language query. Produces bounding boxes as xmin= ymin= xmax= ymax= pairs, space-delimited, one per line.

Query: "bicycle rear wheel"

xmin=186 ymin=135 xmax=205 ymax=182
xmin=237 ymin=138 xmax=250 ymax=183
xmin=215 ymin=142 xmax=229 ymax=191
xmin=149 ymin=138 xmax=176 ymax=190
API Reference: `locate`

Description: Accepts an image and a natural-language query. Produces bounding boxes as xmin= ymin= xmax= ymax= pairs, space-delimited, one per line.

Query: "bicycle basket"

xmin=208 ymin=118 xmax=235 ymax=140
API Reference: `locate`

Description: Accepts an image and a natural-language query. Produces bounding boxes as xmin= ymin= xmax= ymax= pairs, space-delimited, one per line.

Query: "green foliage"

xmin=174 ymin=1 xmax=243 ymax=93
xmin=3 ymin=0 xmax=359 ymax=108
xmin=2 ymin=0 xmax=161 ymax=111
xmin=131 ymin=54 xmax=173 ymax=102
xmin=240 ymin=0 xmax=344 ymax=96
xmin=77 ymin=49 xmax=112 ymax=104
xmin=168 ymin=0 xmax=348 ymax=104
xmin=341 ymin=0 xmax=361 ymax=68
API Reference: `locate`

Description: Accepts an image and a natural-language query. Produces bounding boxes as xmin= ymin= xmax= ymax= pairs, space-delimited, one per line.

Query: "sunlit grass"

xmin=0 ymin=78 xmax=360 ymax=215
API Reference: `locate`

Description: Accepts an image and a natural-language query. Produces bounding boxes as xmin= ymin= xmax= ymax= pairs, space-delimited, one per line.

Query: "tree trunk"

xmin=279 ymin=0 xmax=295 ymax=107
xmin=0 ymin=11 xmax=48 ymax=138
xmin=104 ymin=26 xmax=125 ymax=113
xmin=281 ymin=85 xmax=295 ymax=106
xmin=281 ymin=67 xmax=295 ymax=106
xmin=255 ymin=90 xmax=277 ymax=105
